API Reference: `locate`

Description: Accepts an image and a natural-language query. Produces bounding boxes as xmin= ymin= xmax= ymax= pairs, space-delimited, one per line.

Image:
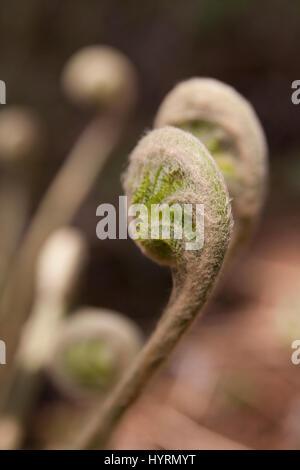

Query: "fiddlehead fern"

xmin=0 ymin=46 xmax=138 ymax=378
xmin=62 ymin=45 xmax=137 ymax=114
xmin=74 ymin=126 xmax=232 ymax=449
xmin=47 ymin=308 xmax=143 ymax=400
xmin=0 ymin=228 xmax=87 ymax=449
xmin=154 ymin=78 xmax=268 ymax=252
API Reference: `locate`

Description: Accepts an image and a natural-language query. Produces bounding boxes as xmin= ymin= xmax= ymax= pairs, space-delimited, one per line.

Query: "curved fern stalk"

xmin=0 ymin=46 xmax=137 ymax=379
xmin=0 ymin=228 xmax=87 ymax=449
xmin=73 ymin=126 xmax=233 ymax=449
xmin=155 ymin=78 xmax=268 ymax=255
xmin=0 ymin=107 xmax=43 ymax=292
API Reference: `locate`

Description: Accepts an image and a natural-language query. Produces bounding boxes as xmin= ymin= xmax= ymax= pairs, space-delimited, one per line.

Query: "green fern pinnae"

xmin=124 ymin=126 xmax=232 ymax=274
xmin=178 ymin=121 xmax=237 ymax=181
xmin=132 ymin=165 xmax=185 ymax=261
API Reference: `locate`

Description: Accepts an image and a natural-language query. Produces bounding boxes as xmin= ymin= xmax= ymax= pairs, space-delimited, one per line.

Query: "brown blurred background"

xmin=1 ymin=0 xmax=300 ymax=449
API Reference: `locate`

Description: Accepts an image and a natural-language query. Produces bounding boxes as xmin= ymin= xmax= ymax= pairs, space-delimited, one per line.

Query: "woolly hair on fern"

xmin=73 ymin=126 xmax=232 ymax=449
